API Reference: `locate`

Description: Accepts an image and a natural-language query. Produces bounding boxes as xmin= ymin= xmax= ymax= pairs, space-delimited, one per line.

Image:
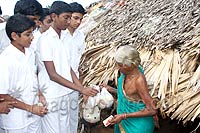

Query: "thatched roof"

xmin=80 ymin=0 xmax=200 ymax=125
xmin=86 ymin=0 xmax=200 ymax=50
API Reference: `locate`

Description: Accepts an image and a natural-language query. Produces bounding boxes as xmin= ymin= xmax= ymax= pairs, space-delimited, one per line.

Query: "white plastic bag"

xmin=82 ymin=85 xmax=114 ymax=123
xmin=83 ymin=106 xmax=101 ymax=123
xmin=98 ymin=87 xmax=114 ymax=109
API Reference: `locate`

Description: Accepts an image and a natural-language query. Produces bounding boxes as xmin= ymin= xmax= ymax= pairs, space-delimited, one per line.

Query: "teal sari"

xmin=114 ymin=72 xmax=154 ymax=133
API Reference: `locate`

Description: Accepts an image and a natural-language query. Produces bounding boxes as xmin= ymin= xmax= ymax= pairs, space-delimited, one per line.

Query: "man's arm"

xmin=44 ymin=61 xmax=98 ymax=96
xmin=70 ymin=68 xmax=83 ymax=88
xmin=0 ymin=94 xmax=47 ymax=116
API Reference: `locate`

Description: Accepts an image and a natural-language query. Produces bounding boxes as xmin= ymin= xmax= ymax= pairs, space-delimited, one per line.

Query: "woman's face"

xmin=116 ymin=62 xmax=136 ymax=74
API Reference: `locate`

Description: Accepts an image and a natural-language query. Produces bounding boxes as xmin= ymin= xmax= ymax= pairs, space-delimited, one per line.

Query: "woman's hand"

xmin=100 ymin=84 xmax=112 ymax=92
xmin=109 ymin=114 xmax=126 ymax=124
xmin=100 ymin=84 xmax=117 ymax=93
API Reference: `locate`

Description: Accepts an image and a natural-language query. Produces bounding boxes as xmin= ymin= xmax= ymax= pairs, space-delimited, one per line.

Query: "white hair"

xmin=114 ymin=45 xmax=141 ymax=67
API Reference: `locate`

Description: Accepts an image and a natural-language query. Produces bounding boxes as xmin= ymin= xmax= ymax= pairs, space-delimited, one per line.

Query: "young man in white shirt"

xmin=38 ymin=1 xmax=98 ymax=133
xmin=64 ymin=2 xmax=87 ymax=132
xmin=31 ymin=8 xmax=52 ymax=52
xmin=0 ymin=0 xmax=43 ymax=54
xmin=0 ymin=14 xmax=47 ymax=133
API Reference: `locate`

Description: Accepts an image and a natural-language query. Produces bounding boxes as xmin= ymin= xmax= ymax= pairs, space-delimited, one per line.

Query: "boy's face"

xmin=69 ymin=12 xmax=84 ymax=29
xmin=40 ymin=15 xmax=52 ymax=32
xmin=27 ymin=15 xmax=40 ymax=27
xmin=53 ymin=12 xmax=71 ymax=30
xmin=13 ymin=27 xmax=34 ymax=48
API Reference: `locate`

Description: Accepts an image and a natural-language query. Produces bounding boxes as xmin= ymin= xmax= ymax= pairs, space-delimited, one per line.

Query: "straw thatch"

xmin=80 ymin=0 xmax=200 ymax=125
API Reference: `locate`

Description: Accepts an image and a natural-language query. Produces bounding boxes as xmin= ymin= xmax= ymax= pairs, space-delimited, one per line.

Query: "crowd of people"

xmin=0 ymin=0 xmax=157 ymax=133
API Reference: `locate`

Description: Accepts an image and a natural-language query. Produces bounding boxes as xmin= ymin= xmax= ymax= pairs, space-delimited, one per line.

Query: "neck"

xmin=11 ymin=42 xmax=25 ymax=53
xmin=39 ymin=27 xmax=45 ymax=33
xmin=125 ymin=68 xmax=139 ymax=78
xmin=52 ymin=24 xmax=61 ymax=38
xmin=67 ymin=26 xmax=75 ymax=36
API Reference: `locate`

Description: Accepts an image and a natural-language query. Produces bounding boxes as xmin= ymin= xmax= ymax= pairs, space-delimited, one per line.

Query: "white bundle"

xmin=83 ymin=85 xmax=114 ymax=123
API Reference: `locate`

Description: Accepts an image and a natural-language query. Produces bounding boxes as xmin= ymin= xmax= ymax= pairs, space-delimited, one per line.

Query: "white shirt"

xmin=0 ymin=44 xmax=39 ymax=129
xmin=0 ymin=28 xmax=10 ymax=54
xmin=64 ymin=29 xmax=85 ymax=78
xmin=0 ymin=28 xmax=39 ymax=54
xmin=38 ymin=27 xmax=73 ymax=98
xmin=0 ymin=22 xmax=6 ymax=30
xmin=30 ymin=29 xmax=42 ymax=52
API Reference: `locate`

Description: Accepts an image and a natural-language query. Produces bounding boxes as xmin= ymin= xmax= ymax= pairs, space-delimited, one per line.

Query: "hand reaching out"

xmin=109 ymin=114 xmax=125 ymax=125
xmin=81 ymin=87 xmax=98 ymax=96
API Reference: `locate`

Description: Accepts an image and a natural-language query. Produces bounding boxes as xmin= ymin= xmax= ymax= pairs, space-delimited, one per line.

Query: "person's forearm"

xmin=70 ymin=68 xmax=83 ymax=88
xmin=48 ymin=72 xmax=84 ymax=93
xmin=44 ymin=61 xmax=85 ymax=93
xmin=107 ymin=86 xmax=117 ymax=94
xmin=0 ymin=94 xmax=32 ymax=112
xmin=125 ymin=108 xmax=156 ymax=119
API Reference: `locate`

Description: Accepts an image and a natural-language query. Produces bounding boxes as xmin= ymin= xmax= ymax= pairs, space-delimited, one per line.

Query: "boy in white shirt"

xmin=32 ymin=8 xmax=52 ymax=52
xmin=65 ymin=2 xmax=87 ymax=132
xmin=38 ymin=1 xmax=98 ymax=133
xmin=0 ymin=0 xmax=43 ymax=54
xmin=0 ymin=14 xmax=48 ymax=133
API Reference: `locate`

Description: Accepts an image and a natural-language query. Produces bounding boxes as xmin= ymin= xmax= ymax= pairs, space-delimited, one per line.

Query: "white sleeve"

xmin=0 ymin=29 xmax=10 ymax=54
xmin=39 ymin=36 xmax=53 ymax=61
xmin=0 ymin=59 xmax=9 ymax=94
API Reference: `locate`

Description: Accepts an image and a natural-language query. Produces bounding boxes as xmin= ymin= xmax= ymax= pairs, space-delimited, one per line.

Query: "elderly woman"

xmin=105 ymin=45 xmax=156 ymax=133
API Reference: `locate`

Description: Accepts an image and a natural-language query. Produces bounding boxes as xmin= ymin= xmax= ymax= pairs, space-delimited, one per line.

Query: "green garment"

xmin=114 ymin=73 xmax=154 ymax=133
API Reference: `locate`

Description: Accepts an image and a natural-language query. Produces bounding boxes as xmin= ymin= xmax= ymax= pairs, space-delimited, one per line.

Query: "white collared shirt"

xmin=30 ymin=29 xmax=42 ymax=52
xmin=38 ymin=27 xmax=73 ymax=98
xmin=0 ymin=44 xmax=39 ymax=129
xmin=64 ymin=29 xmax=85 ymax=78
xmin=0 ymin=28 xmax=39 ymax=54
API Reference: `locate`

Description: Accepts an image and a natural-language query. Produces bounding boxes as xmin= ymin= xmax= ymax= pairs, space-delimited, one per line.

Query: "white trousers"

xmin=41 ymin=94 xmax=70 ymax=133
xmin=69 ymin=91 xmax=79 ymax=133
xmin=0 ymin=118 xmax=41 ymax=133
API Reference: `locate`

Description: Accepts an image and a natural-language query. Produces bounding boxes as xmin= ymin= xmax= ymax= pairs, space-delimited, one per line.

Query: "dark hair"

xmin=14 ymin=0 xmax=43 ymax=17
xmin=39 ymin=8 xmax=50 ymax=21
xmin=49 ymin=1 xmax=72 ymax=15
xmin=6 ymin=14 xmax=35 ymax=41
xmin=70 ymin=2 xmax=86 ymax=15
xmin=0 ymin=6 xmax=2 ymax=15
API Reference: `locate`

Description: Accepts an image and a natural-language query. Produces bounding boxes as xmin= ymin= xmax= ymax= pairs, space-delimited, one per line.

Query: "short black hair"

xmin=39 ymin=8 xmax=50 ymax=21
xmin=70 ymin=2 xmax=87 ymax=15
xmin=49 ymin=1 xmax=72 ymax=15
xmin=0 ymin=6 xmax=2 ymax=15
xmin=14 ymin=0 xmax=43 ymax=17
xmin=6 ymin=14 xmax=35 ymax=41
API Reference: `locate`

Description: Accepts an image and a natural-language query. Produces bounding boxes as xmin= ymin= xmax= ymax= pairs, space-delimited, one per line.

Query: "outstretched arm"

xmin=44 ymin=61 xmax=98 ymax=96
xmin=100 ymin=84 xmax=117 ymax=94
xmin=110 ymin=74 xmax=156 ymax=125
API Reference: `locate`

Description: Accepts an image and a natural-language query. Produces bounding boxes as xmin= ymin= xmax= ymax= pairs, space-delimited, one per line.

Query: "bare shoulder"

xmin=136 ymin=72 xmax=147 ymax=84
